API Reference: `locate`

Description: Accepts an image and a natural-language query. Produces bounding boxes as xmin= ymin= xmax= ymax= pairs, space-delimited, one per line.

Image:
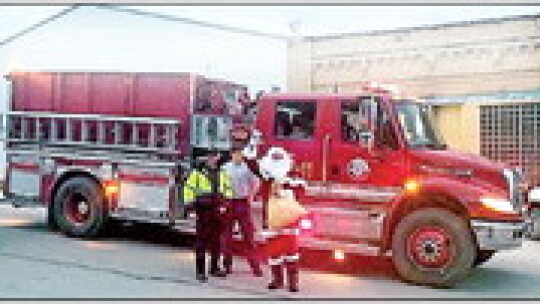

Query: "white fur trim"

xmin=284 ymin=254 xmax=300 ymax=262
xmin=268 ymin=257 xmax=284 ymax=266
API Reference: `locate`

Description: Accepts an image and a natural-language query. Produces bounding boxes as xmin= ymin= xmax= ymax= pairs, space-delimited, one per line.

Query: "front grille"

xmin=503 ymin=168 xmax=524 ymax=213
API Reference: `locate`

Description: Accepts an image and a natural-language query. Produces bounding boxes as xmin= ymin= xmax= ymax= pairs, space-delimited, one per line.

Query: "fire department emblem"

xmin=348 ymin=158 xmax=370 ymax=179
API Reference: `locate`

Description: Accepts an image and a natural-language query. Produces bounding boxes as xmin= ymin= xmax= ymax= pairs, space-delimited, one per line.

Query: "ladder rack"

xmin=3 ymin=111 xmax=181 ymax=155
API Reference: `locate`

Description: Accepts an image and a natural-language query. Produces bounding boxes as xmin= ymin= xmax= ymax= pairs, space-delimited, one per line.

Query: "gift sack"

xmin=268 ymin=190 xmax=307 ymax=230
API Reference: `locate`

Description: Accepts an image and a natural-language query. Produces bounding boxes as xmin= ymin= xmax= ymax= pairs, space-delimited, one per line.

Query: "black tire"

xmin=473 ymin=250 xmax=496 ymax=267
xmin=52 ymin=177 xmax=107 ymax=238
xmin=47 ymin=205 xmax=58 ymax=231
xmin=529 ymin=215 xmax=540 ymax=240
xmin=391 ymin=208 xmax=476 ymax=288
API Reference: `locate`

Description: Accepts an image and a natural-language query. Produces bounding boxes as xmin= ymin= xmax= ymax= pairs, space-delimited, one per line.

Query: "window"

xmin=341 ymin=97 xmax=399 ymax=150
xmin=376 ymin=103 xmax=399 ymax=150
xmin=275 ymin=101 xmax=316 ymax=139
xmin=341 ymin=99 xmax=372 ymax=143
xmin=395 ymin=102 xmax=442 ymax=150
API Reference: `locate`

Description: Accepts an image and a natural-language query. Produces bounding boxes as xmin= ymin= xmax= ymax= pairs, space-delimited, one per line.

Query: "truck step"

xmin=298 ymin=235 xmax=381 ymax=256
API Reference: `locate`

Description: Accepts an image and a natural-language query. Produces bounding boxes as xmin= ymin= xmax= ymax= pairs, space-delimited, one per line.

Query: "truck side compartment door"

xmin=114 ymin=164 xmax=176 ymax=221
xmin=6 ymin=153 xmax=42 ymax=205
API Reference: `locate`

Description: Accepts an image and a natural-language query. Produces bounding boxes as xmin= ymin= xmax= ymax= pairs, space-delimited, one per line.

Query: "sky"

xmin=1 ymin=5 xmax=540 ymax=39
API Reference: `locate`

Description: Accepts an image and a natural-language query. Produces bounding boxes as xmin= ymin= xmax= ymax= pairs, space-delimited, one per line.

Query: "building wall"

xmin=287 ymin=15 xmax=540 ymax=96
xmin=431 ymin=104 xmax=480 ymax=154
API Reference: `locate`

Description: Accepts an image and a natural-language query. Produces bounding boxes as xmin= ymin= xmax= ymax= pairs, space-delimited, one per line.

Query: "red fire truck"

xmin=1 ymin=71 xmax=529 ymax=287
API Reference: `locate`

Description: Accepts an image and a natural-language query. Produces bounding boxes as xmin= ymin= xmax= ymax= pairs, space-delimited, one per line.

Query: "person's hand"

xmin=219 ymin=206 xmax=228 ymax=214
xmin=260 ymin=229 xmax=278 ymax=240
xmin=218 ymin=199 xmax=229 ymax=214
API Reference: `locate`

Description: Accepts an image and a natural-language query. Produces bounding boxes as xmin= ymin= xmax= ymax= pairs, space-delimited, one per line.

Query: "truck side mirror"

xmin=356 ymin=95 xmax=378 ymax=152
xmin=359 ymin=131 xmax=374 ymax=151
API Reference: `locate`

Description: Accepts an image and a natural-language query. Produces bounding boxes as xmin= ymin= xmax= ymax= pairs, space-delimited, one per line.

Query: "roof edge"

xmin=305 ymin=13 xmax=540 ymax=41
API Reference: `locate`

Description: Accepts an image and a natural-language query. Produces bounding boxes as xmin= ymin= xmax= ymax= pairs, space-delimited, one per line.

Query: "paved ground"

xmin=0 ymin=205 xmax=539 ymax=299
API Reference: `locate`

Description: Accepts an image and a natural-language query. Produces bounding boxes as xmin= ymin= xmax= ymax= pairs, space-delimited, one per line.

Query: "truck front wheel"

xmin=52 ymin=177 xmax=107 ymax=238
xmin=392 ymin=208 xmax=476 ymax=288
xmin=528 ymin=212 xmax=540 ymax=240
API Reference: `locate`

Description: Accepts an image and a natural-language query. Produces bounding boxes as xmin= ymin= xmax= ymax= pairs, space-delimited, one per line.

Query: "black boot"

xmin=209 ymin=268 xmax=227 ymax=278
xmin=223 ymin=255 xmax=233 ymax=275
xmin=267 ymin=264 xmax=284 ymax=290
xmin=209 ymin=253 xmax=227 ymax=278
xmin=195 ymin=252 xmax=208 ymax=283
xmin=286 ymin=262 xmax=299 ymax=293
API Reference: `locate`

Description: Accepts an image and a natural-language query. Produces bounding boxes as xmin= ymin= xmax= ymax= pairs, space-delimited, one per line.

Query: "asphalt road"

xmin=0 ymin=205 xmax=539 ymax=299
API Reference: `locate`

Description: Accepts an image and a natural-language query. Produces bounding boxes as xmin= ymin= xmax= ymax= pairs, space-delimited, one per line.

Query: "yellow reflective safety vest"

xmin=183 ymin=168 xmax=234 ymax=204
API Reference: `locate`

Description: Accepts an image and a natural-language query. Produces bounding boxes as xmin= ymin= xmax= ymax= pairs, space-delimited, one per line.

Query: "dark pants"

xmin=195 ymin=208 xmax=223 ymax=275
xmin=222 ymin=198 xmax=261 ymax=274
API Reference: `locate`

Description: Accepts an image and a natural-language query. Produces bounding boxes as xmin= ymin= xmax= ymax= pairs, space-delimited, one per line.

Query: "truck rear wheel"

xmin=392 ymin=208 xmax=475 ymax=288
xmin=52 ymin=177 xmax=107 ymax=238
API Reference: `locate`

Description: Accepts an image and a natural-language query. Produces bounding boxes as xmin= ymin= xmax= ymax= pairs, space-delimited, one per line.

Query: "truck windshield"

xmin=395 ymin=102 xmax=446 ymax=149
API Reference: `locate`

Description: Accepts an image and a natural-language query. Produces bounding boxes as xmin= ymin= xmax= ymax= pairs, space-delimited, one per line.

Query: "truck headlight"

xmin=481 ymin=197 xmax=515 ymax=213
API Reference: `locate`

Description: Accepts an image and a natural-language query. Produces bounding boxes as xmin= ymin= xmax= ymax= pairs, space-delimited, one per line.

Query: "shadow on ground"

xmin=11 ymin=217 xmax=536 ymax=296
xmin=3 ymin=218 xmax=399 ymax=281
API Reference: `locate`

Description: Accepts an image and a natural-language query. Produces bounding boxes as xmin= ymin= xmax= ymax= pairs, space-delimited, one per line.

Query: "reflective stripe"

xmin=261 ymin=228 xmax=299 ymax=239
xmin=182 ymin=169 xmax=233 ymax=202
xmin=268 ymin=257 xmax=284 ymax=266
xmin=220 ymin=171 xmax=234 ymax=199
xmin=281 ymin=228 xmax=300 ymax=235
xmin=305 ymin=183 xmax=400 ymax=202
xmin=183 ymin=185 xmax=199 ymax=192
xmin=284 ymin=253 xmax=300 ymax=262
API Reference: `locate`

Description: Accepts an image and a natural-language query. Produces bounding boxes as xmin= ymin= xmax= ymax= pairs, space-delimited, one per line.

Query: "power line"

xmin=96 ymin=5 xmax=289 ymax=41
xmin=0 ymin=6 xmax=80 ymax=48
xmin=0 ymin=5 xmax=289 ymax=48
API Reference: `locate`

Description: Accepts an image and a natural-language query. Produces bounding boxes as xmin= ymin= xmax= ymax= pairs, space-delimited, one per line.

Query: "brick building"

xmin=287 ymin=14 xmax=540 ymax=185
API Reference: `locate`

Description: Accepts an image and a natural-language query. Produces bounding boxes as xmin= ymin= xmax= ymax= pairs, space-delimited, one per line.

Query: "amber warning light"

xmin=104 ymin=180 xmax=120 ymax=197
xmin=404 ymin=179 xmax=420 ymax=193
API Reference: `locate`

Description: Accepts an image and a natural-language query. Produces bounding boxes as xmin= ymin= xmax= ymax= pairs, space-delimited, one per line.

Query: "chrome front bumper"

xmin=471 ymin=220 xmax=526 ymax=251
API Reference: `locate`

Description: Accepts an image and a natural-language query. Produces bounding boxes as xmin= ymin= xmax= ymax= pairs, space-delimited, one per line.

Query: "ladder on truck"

xmin=3 ymin=111 xmax=181 ymax=156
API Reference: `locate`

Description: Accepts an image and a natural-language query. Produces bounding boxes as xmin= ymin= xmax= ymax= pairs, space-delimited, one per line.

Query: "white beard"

xmin=257 ymin=146 xmax=293 ymax=182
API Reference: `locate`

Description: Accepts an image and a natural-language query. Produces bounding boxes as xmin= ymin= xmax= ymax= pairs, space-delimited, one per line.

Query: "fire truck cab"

xmin=254 ymin=91 xmax=527 ymax=287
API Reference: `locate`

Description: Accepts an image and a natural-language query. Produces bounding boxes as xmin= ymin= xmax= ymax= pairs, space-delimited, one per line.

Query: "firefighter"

xmin=221 ymin=147 xmax=263 ymax=277
xmin=183 ymin=151 xmax=234 ymax=282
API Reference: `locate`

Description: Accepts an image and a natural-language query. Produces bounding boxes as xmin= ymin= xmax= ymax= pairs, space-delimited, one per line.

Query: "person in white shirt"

xmin=221 ymin=147 xmax=263 ymax=277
